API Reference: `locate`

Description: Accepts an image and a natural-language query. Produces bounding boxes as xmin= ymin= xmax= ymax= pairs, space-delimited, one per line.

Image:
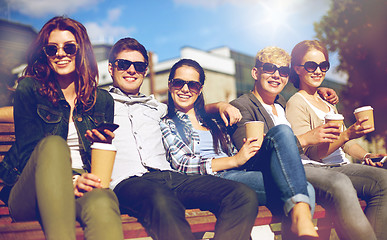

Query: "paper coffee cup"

xmin=353 ymin=106 xmax=374 ymax=128
xmin=325 ymin=114 xmax=344 ymax=131
xmin=245 ymin=121 xmax=264 ymax=146
xmin=91 ymin=142 xmax=117 ymax=188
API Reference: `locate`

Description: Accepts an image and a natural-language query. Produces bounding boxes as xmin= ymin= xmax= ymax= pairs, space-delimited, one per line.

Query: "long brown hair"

xmin=167 ymin=59 xmax=232 ymax=155
xmin=22 ymin=16 xmax=98 ymax=111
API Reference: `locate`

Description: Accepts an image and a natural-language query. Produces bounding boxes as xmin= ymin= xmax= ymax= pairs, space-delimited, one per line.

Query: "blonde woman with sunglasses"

xmin=0 ymin=16 xmax=123 ymax=240
xmin=286 ymin=40 xmax=387 ymax=240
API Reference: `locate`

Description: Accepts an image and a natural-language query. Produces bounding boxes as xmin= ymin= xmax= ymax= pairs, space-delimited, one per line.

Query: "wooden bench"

xmin=0 ymin=122 xmax=365 ymax=239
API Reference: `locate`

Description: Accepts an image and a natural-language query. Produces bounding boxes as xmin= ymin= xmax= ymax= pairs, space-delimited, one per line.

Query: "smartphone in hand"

xmin=95 ymin=122 xmax=119 ymax=137
xmin=371 ymin=156 xmax=387 ymax=163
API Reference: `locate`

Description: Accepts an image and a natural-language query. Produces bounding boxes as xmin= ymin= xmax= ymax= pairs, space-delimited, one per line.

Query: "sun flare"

xmin=257 ymin=1 xmax=294 ymax=38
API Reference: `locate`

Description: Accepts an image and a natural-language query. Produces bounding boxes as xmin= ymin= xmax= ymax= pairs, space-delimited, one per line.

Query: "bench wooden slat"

xmin=0 ymin=134 xmax=15 ymax=142
xmin=0 ymin=145 xmax=12 ymax=153
xmin=0 ymin=124 xmax=14 ymax=133
xmin=0 ymin=123 xmax=14 ymax=163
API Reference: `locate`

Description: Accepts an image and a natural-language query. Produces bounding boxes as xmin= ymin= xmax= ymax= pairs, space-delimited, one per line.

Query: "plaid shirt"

xmin=160 ymin=110 xmax=235 ymax=175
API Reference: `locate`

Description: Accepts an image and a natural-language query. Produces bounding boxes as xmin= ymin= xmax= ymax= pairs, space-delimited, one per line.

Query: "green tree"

xmin=315 ymin=0 xmax=387 ymax=148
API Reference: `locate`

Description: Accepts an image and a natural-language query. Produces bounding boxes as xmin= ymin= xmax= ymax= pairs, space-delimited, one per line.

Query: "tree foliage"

xmin=315 ymin=0 xmax=387 ymax=147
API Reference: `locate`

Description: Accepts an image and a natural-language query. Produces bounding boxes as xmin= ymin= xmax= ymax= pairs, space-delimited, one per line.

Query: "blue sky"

xmin=1 ymin=0 xmax=345 ymax=83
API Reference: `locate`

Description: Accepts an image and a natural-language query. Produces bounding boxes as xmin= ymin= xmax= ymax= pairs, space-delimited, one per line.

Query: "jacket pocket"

xmin=37 ymin=104 xmax=62 ymax=134
xmin=37 ymin=104 xmax=62 ymax=123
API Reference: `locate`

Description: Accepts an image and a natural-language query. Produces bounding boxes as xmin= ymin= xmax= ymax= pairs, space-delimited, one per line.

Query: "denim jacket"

xmin=0 ymin=77 xmax=114 ymax=186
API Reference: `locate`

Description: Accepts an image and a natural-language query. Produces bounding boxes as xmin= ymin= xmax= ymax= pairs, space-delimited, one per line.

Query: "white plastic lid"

xmin=353 ymin=106 xmax=373 ymax=114
xmin=91 ymin=142 xmax=117 ymax=151
xmin=325 ymin=113 xmax=344 ymax=120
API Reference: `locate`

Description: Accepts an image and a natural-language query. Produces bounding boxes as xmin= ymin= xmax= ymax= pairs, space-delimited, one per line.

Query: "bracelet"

xmin=362 ymin=153 xmax=371 ymax=161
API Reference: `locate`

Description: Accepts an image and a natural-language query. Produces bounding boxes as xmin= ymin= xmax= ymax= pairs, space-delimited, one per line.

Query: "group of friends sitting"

xmin=0 ymin=16 xmax=386 ymax=240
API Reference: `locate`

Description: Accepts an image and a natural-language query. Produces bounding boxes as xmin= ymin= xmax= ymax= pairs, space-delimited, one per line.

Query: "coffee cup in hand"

xmin=325 ymin=113 xmax=344 ymax=131
xmin=245 ymin=121 xmax=264 ymax=146
xmin=353 ymin=106 xmax=374 ymax=129
xmin=91 ymin=142 xmax=117 ymax=188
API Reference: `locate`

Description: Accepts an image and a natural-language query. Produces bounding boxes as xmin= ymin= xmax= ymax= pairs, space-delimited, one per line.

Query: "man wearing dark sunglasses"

xmin=108 ymin=48 xmax=149 ymax=96
xmin=106 ymin=37 xmax=258 ymax=240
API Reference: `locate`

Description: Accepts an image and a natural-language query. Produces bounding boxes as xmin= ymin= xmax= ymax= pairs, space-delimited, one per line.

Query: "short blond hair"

xmin=255 ymin=46 xmax=291 ymax=68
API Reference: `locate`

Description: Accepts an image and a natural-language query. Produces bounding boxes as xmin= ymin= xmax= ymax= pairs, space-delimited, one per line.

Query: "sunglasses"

xmin=113 ymin=59 xmax=148 ymax=72
xmin=43 ymin=43 xmax=78 ymax=57
xmin=169 ymin=78 xmax=202 ymax=93
xmin=260 ymin=63 xmax=290 ymax=77
xmin=299 ymin=61 xmax=330 ymax=73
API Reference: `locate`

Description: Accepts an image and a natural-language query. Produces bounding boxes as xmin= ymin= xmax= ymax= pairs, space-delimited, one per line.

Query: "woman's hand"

xmin=343 ymin=117 xmax=374 ymax=141
xmin=73 ymin=173 xmax=102 ymax=197
xmin=85 ymin=129 xmax=114 ymax=144
xmin=233 ymin=138 xmax=260 ymax=167
xmin=317 ymin=87 xmax=339 ymax=105
xmin=363 ymin=153 xmax=387 ymax=167
xmin=298 ymin=123 xmax=341 ymax=147
xmin=218 ymin=102 xmax=242 ymax=126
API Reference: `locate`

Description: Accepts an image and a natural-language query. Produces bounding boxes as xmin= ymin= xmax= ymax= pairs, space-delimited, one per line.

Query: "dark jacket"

xmin=0 ymin=77 xmax=114 ymax=186
xmin=229 ymin=92 xmax=286 ymax=150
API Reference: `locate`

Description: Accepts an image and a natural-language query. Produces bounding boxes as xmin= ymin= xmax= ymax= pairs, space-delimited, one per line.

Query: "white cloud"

xmin=5 ymin=0 xmax=136 ymax=45
xmin=84 ymin=8 xmax=135 ymax=44
xmin=107 ymin=8 xmax=121 ymax=22
xmin=6 ymin=0 xmax=101 ymax=17
xmin=85 ymin=21 xmax=135 ymax=44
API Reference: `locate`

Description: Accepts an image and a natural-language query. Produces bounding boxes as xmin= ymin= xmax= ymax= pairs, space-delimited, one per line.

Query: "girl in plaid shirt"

xmin=160 ymin=58 xmax=319 ymax=239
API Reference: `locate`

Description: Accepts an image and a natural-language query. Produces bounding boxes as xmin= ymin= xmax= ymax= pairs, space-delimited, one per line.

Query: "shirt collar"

xmin=109 ymin=86 xmax=167 ymax=114
xmin=109 ymin=86 xmax=146 ymax=98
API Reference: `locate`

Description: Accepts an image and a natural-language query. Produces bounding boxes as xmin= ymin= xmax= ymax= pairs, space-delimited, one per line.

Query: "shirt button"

xmin=77 ymin=117 xmax=83 ymax=122
xmin=139 ymin=146 xmax=142 ymax=150
xmin=134 ymin=132 xmax=137 ymax=135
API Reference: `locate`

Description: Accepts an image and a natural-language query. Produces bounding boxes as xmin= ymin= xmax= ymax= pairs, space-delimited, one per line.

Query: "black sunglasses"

xmin=169 ymin=78 xmax=202 ymax=93
xmin=299 ymin=61 xmax=330 ymax=73
xmin=43 ymin=43 xmax=78 ymax=57
xmin=113 ymin=59 xmax=148 ymax=72
xmin=260 ymin=63 xmax=290 ymax=77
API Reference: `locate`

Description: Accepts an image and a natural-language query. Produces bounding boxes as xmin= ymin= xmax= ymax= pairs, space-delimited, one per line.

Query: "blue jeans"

xmin=220 ymin=125 xmax=313 ymax=215
xmin=218 ymin=170 xmax=315 ymax=215
xmin=305 ymin=163 xmax=387 ymax=240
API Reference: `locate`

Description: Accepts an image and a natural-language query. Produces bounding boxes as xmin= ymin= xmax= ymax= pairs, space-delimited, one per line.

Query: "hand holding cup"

xmin=245 ymin=121 xmax=264 ymax=146
xmin=324 ymin=113 xmax=344 ymax=132
xmin=91 ymin=142 xmax=117 ymax=188
xmin=354 ymin=106 xmax=374 ymax=129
